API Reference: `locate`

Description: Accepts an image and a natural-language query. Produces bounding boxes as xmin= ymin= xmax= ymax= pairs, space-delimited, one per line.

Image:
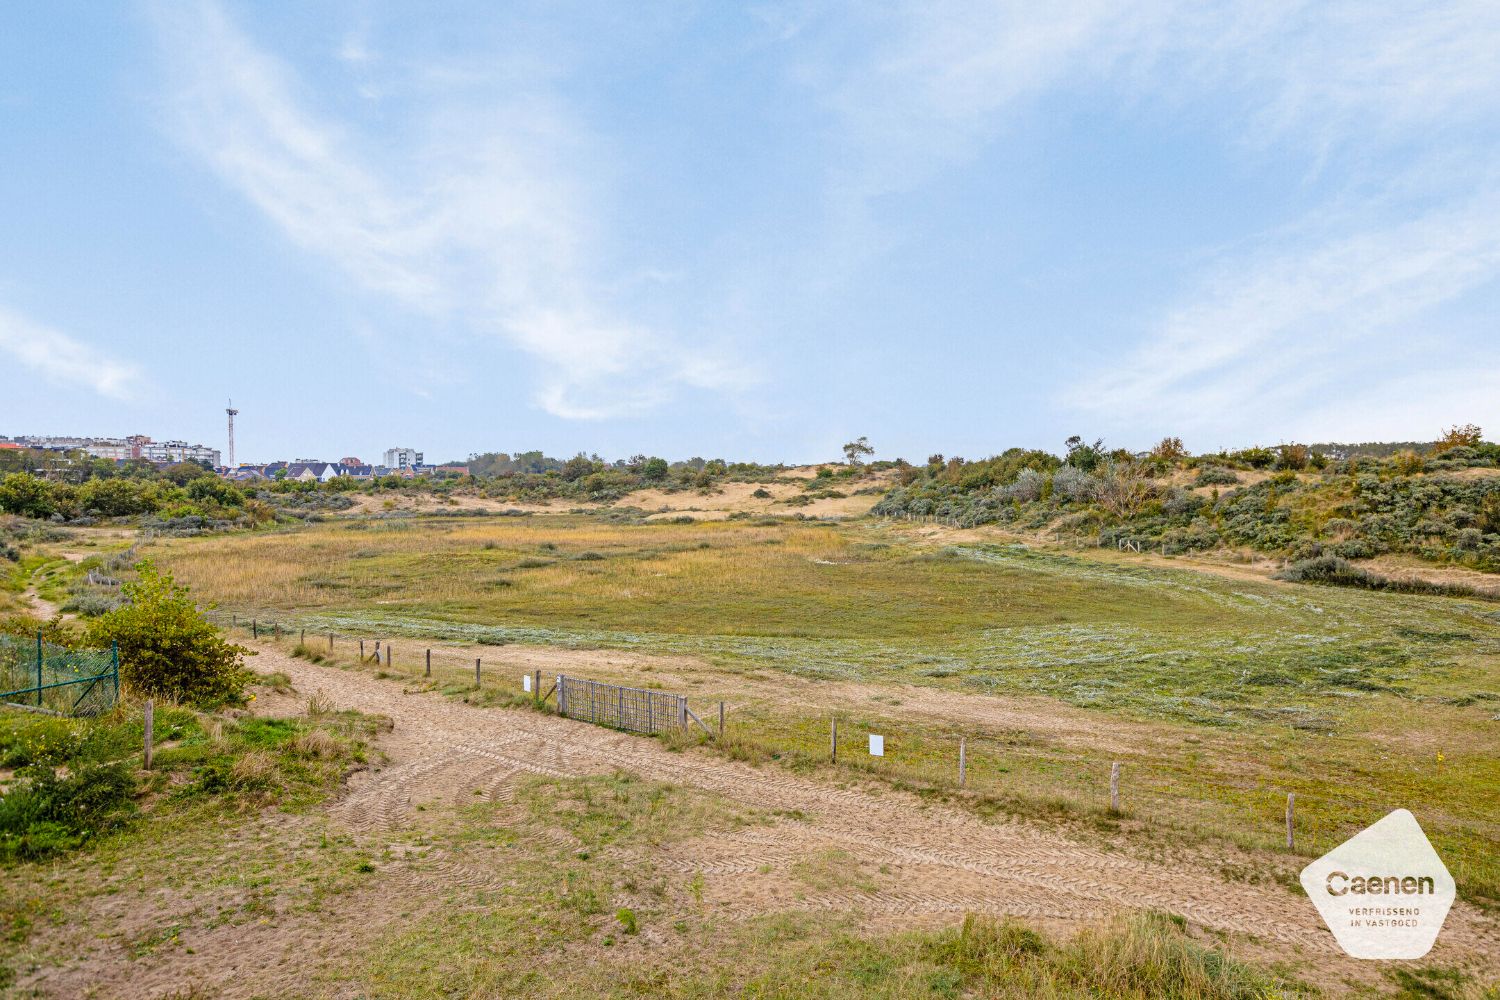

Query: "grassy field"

xmin=143 ymin=515 xmax=1500 ymax=912
xmin=2 ymin=512 xmax=1497 ymax=996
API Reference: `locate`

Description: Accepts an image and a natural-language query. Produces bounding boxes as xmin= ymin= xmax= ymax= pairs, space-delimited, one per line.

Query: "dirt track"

xmin=249 ymin=642 xmax=1500 ymax=985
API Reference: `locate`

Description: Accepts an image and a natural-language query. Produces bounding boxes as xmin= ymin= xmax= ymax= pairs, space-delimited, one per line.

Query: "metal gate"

xmin=555 ymin=674 xmax=688 ymax=735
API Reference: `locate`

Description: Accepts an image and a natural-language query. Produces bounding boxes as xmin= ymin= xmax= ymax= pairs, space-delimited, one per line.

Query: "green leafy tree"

xmin=85 ymin=561 xmax=249 ymax=705
xmin=562 ymin=454 xmax=596 ymax=481
xmin=76 ymin=478 xmax=152 ymax=517
xmin=842 ymin=437 xmax=875 ymax=466
xmin=1064 ymin=436 xmax=1105 ymax=473
xmin=0 ymin=472 xmax=55 ymax=518
xmin=641 ymin=457 xmax=669 ymax=481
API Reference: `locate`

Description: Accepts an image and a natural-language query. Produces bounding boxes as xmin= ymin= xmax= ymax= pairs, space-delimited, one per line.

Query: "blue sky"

xmin=2 ymin=1 xmax=1498 ymax=465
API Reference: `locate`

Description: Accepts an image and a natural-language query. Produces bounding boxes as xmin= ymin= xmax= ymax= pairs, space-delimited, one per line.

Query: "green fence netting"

xmin=0 ymin=634 xmax=119 ymax=716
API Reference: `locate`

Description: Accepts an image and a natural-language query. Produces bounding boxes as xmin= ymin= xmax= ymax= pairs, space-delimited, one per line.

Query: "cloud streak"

xmin=803 ymin=0 xmax=1500 ymax=440
xmin=1066 ymin=192 xmax=1500 ymax=432
xmin=149 ymin=0 xmax=746 ymax=419
xmin=0 ymin=305 xmax=144 ymax=400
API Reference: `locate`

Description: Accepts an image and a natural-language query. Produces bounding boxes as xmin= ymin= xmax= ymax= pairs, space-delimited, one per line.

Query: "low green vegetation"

xmin=872 ymin=431 xmax=1500 ymax=573
xmin=0 ymin=700 xmax=373 ymax=868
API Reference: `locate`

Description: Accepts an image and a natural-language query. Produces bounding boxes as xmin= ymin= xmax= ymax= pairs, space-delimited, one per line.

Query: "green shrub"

xmin=1274 ymin=555 xmax=1482 ymax=599
xmin=0 ymin=762 xmax=136 ymax=862
xmin=84 ymin=561 xmax=250 ymax=706
xmin=1193 ymin=466 xmax=1238 ymax=486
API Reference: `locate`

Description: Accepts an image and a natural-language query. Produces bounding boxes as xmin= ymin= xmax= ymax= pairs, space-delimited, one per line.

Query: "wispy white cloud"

xmin=149 ymin=0 xmax=747 ymax=419
xmin=1066 ymin=191 xmax=1500 ymax=432
xmin=0 ymin=305 xmax=144 ymax=400
xmin=803 ymin=0 xmax=1500 ymax=439
xmin=822 ymin=1 xmax=1500 ymax=189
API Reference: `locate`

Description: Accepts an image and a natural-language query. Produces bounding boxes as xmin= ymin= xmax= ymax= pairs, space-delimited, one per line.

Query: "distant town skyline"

xmin=3 ymin=3 xmax=1498 ymax=463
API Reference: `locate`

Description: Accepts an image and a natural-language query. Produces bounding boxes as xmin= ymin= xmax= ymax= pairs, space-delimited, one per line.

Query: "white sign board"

xmin=1300 ymin=809 xmax=1454 ymax=959
xmin=522 ymin=674 xmax=532 ymax=693
xmin=868 ymin=734 xmax=884 ymax=757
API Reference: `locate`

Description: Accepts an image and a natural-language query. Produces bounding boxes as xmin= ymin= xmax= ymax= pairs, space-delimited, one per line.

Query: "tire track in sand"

xmin=254 ymin=642 xmax=1499 ymax=969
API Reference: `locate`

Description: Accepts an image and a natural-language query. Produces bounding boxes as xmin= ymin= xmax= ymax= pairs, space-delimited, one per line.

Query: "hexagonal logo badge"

xmin=1300 ymin=809 xmax=1455 ymax=959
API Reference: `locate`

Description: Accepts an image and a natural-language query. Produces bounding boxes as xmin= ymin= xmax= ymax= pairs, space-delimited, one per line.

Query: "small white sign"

xmin=868 ymin=734 xmax=884 ymax=757
xmin=522 ymin=674 xmax=532 ymax=693
xmin=1301 ymin=809 xmax=1455 ymax=959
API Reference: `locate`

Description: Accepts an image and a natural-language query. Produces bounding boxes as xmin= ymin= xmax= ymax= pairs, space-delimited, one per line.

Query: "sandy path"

xmin=250 ymin=642 xmax=1500 ymax=984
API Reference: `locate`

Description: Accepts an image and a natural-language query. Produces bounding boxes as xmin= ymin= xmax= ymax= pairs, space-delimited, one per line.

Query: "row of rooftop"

xmin=1 ymin=437 xmax=469 ymax=480
xmin=228 ymin=457 xmax=470 ymax=482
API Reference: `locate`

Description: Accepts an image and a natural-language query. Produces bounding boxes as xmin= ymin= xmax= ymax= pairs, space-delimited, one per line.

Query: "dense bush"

xmin=0 ymin=762 xmax=136 ymax=862
xmin=84 ymin=561 xmax=250 ymax=705
xmin=1272 ymin=555 xmax=1480 ymax=597
xmin=0 ymin=704 xmax=369 ymax=867
xmin=873 ymin=433 xmax=1500 ymax=574
xmin=1193 ymin=466 xmax=1239 ymax=486
xmin=0 ymin=471 xmax=251 ymax=525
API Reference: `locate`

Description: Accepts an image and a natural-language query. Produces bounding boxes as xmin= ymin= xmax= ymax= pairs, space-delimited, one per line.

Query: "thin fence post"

xmin=360 ymin=639 xmax=365 ymax=661
xmin=253 ymin=619 xmax=258 ymax=639
xmin=425 ymin=649 xmax=431 ymax=677
xmin=533 ymin=670 xmax=541 ymax=704
xmin=1110 ymin=761 xmax=1121 ymax=813
xmin=385 ymin=645 xmax=391 ymax=668
xmin=557 ymin=675 xmax=565 ymax=715
xmin=475 ymin=657 xmax=481 ymax=688
xmin=143 ymin=700 xmax=154 ymax=770
xmin=36 ymin=630 xmax=44 ymax=707
xmin=274 ymin=622 xmax=279 ymax=639
xmin=300 ymin=628 xmax=305 ymax=645
xmin=1286 ymin=792 xmax=1296 ymax=850
xmin=959 ymin=737 xmax=967 ymax=788
xmin=718 ymin=701 xmax=724 ymax=739
xmin=831 ymin=716 xmax=838 ymax=763
xmin=328 ymin=633 xmax=333 ymax=651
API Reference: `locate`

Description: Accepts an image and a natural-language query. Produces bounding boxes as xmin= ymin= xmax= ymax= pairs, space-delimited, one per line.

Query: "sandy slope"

xmin=340 ymin=465 xmax=895 ymax=521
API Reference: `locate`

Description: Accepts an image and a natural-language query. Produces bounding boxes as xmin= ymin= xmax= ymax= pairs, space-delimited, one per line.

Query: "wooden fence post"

xmin=533 ymin=670 xmax=541 ymax=704
xmin=1109 ymin=761 xmax=1121 ymax=813
xmin=359 ymin=639 xmax=365 ymax=661
xmin=328 ymin=633 xmax=333 ymax=651
xmin=425 ymin=649 xmax=431 ymax=677
xmin=474 ymin=657 xmax=481 ymax=688
xmin=830 ymin=716 xmax=838 ymax=763
xmin=1286 ymin=792 xmax=1296 ymax=850
xmin=385 ymin=645 xmax=391 ymax=668
xmin=718 ymin=701 xmax=724 ymax=739
xmin=252 ymin=619 xmax=258 ymax=639
xmin=959 ymin=737 xmax=967 ymax=788
xmin=300 ymin=628 xmax=305 ymax=645
xmin=273 ymin=622 xmax=279 ymax=639
xmin=143 ymin=699 xmax=154 ymax=770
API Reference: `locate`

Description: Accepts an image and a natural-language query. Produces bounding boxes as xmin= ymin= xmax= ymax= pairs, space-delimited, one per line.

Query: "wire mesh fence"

xmin=0 ymin=634 xmax=119 ymax=716
xmin=556 ymin=674 xmax=687 ymax=735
